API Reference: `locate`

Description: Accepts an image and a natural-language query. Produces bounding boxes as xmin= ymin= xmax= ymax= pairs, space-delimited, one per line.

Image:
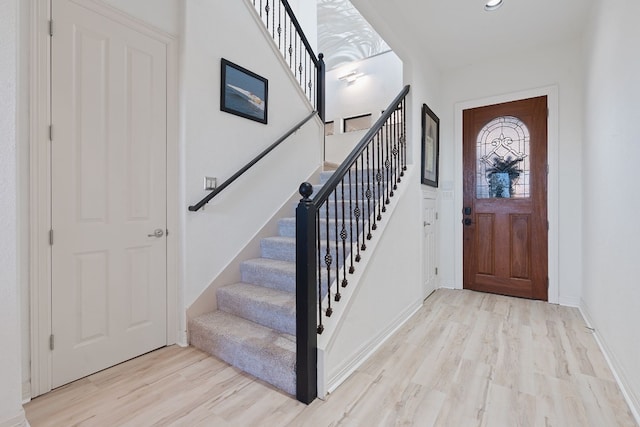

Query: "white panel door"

xmin=51 ymin=0 xmax=167 ymax=387
xmin=423 ymin=198 xmax=437 ymax=298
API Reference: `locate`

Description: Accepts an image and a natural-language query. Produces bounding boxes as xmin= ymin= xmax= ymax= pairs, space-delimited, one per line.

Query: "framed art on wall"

xmin=421 ymin=103 xmax=440 ymax=187
xmin=220 ymin=58 xmax=268 ymax=124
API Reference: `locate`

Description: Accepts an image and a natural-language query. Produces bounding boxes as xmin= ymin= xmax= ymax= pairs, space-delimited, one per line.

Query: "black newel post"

xmin=295 ymin=182 xmax=318 ymax=404
xmin=317 ymin=53 xmax=325 ymax=122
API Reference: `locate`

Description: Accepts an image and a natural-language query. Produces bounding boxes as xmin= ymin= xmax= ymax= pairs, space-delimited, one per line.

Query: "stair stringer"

xmin=187 ymin=168 xmax=322 ymax=321
xmin=316 ymin=166 xmax=425 ymax=398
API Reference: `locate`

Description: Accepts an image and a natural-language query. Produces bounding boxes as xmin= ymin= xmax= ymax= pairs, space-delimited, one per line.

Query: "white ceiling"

xmin=350 ymin=0 xmax=595 ymax=71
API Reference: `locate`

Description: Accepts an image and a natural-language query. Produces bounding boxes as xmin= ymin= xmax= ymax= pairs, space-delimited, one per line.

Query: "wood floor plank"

xmin=24 ymin=289 xmax=638 ymax=427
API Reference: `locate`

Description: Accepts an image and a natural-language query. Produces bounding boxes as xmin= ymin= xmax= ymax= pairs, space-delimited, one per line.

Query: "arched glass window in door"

xmin=476 ymin=116 xmax=530 ymax=198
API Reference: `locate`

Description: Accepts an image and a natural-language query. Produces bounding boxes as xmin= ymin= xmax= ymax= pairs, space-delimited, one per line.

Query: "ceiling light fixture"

xmin=484 ymin=0 xmax=503 ymax=11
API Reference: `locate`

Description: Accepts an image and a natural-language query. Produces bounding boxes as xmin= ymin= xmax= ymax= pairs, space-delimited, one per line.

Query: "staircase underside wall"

xmin=318 ymin=168 xmax=424 ymax=397
xmin=186 ymin=168 xmax=321 ymax=321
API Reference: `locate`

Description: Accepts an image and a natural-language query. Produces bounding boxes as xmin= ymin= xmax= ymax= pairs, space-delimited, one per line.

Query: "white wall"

xmin=324 ymin=51 xmax=403 ymax=164
xmin=581 ymin=0 xmax=640 ymax=419
xmin=0 ymin=0 xmax=27 ymax=424
xmin=101 ymin=0 xmax=180 ymax=35
xmin=181 ymin=0 xmax=321 ymax=311
xmin=288 ymin=0 xmax=317 ymax=53
xmin=439 ymin=39 xmax=584 ymax=304
xmin=326 ymin=51 xmax=403 ymax=123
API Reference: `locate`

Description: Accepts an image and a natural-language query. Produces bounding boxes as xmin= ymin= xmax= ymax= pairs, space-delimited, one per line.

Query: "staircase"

xmin=189 ymin=169 xmax=356 ymax=396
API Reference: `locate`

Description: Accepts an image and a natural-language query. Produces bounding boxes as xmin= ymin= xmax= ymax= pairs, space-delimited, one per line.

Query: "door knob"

xmin=463 ymin=218 xmax=472 ymax=226
xmin=423 ymin=221 xmax=431 ymax=226
xmin=148 ymin=228 xmax=164 ymax=238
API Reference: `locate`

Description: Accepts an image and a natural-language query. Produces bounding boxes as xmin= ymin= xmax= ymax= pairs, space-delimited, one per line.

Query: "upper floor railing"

xmin=251 ymin=0 xmax=325 ymax=120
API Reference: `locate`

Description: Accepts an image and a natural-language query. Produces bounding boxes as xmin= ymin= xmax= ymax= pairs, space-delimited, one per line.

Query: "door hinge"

xmin=547 ymin=220 xmax=549 ymax=230
xmin=49 ymin=334 xmax=54 ymax=350
xmin=435 ymin=267 xmax=438 ymax=275
xmin=49 ymin=20 xmax=53 ymax=37
xmin=435 ymin=212 xmax=439 ymax=220
xmin=49 ymin=125 xmax=53 ymax=141
xmin=49 ymin=229 xmax=54 ymax=245
xmin=547 ymin=277 xmax=550 ymax=290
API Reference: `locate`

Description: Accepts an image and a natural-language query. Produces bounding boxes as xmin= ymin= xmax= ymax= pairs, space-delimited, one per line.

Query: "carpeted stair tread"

xmin=261 ymin=236 xmax=296 ymax=262
xmin=217 ymin=282 xmax=295 ymax=335
xmin=189 ymin=310 xmax=296 ymax=396
xmin=241 ymin=258 xmax=296 ymax=292
xmin=278 ymin=217 xmax=362 ymax=239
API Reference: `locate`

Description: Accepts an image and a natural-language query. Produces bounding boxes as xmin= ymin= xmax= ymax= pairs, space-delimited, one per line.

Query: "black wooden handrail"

xmin=312 ymin=85 xmax=410 ymax=207
xmin=188 ymin=111 xmax=318 ymax=212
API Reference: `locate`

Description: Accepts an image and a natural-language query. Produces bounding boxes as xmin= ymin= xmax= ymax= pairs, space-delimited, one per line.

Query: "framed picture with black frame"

xmin=220 ymin=58 xmax=268 ymax=124
xmin=421 ymin=103 xmax=440 ymax=187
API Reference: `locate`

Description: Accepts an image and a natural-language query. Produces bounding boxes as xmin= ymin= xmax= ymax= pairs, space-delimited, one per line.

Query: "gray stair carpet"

xmin=189 ymin=169 xmax=379 ymax=397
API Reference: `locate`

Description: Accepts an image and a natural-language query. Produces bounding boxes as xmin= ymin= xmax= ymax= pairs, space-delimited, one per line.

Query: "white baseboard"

xmin=21 ymin=381 xmax=30 ymax=404
xmin=579 ymin=301 xmax=640 ymax=425
xmin=558 ymin=295 xmax=580 ymax=307
xmin=324 ymin=300 xmax=422 ymax=396
xmin=0 ymin=409 xmax=28 ymax=427
xmin=176 ymin=330 xmax=188 ymax=347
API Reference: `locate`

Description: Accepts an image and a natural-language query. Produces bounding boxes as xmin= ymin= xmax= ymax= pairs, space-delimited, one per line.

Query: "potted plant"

xmin=486 ymin=155 xmax=522 ymax=198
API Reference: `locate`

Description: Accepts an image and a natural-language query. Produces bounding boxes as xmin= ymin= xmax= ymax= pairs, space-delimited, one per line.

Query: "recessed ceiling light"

xmin=484 ymin=0 xmax=503 ymax=11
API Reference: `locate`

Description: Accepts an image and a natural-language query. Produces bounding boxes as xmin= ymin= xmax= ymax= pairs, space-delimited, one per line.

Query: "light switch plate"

xmin=204 ymin=176 xmax=217 ymax=190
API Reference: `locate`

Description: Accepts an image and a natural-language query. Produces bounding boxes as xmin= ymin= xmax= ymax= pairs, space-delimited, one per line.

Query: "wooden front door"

xmin=463 ymin=96 xmax=548 ymax=300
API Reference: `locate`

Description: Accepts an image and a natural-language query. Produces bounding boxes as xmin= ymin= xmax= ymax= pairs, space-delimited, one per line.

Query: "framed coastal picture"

xmin=220 ymin=58 xmax=268 ymax=124
xmin=421 ymin=103 xmax=440 ymax=187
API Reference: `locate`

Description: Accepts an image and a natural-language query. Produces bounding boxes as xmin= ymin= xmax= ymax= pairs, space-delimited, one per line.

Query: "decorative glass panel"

xmin=476 ymin=116 xmax=530 ymax=199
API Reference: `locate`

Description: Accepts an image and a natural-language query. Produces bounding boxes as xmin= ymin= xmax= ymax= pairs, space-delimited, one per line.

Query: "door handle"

xmin=148 ymin=228 xmax=164 ymax=238
xmin=463 ymin=218 xmax=473 ymax=226
xmin=423 ymin=221 xmax=431 ymax=226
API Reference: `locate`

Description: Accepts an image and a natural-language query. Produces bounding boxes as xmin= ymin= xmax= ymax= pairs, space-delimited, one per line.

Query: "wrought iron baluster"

xmin=393 ymin=107 xmax=399 ymax=189
xmin=259 ymin=0 xmax=263 ymax=17
xmin=387 ymin=119 xmax=392 ymax=200
xmin=354 ymin=161 xmax=361 ymax=262
xmin=364 ymin=149 xmax=372 ymax=240
xmin=395 ymin=104 xmax=403 ymax=183
xmin=334 ymin=185 xmax=342 ymax=299
xmin=335 ymin=178 xmax=347 ymax=294
xmin=304 ymin=51 xmax=308 ymax=97
xmin=277 ymin=1 xmax=281 ymax=49
xmin=358 ymin=156 xmax=367 ymax=251
xmin=294 ymin=32 xmax=298 ymax=78
xmin=288 ymin=21 xmax=293 ymax=69
xmin=384 ymin=122 xmax=391 ymax=206
xmin=339 ymin=177 xmax=348 ymax=288
xmin=324 ymin=200 xmax=332 ymax=317
xmin=368 ymin=143 xmax=377 ymax=232
xmin=347 ymin=170 xmax=355 ymax=274
xmin=299 ymin=42 xmax=303 ymax=86
xmin=307 ymin=55 xmax=313 ymax=101
xmin=265 ymin=1 xmax=270 ymax=33
xmin=376 ymin=130 xmax=383 ymax=220
xmin=402 ymin=98 xmax=407 ymax=172
xmin=316 ymin=215 xmax=323 ymax=334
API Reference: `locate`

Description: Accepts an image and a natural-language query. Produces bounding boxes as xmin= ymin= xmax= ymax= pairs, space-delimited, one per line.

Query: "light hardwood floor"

xmin=25 ymin=289 xmax=638 ymax=426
